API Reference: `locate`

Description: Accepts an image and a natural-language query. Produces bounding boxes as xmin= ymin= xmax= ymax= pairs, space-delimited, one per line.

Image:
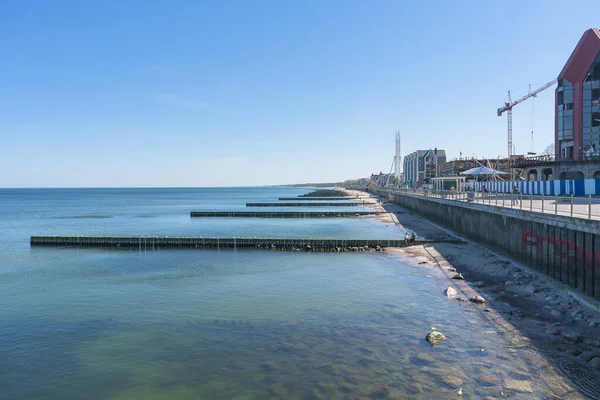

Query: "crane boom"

xmin=497 ymin=78 xmax=557 ymax=116
xmin=497 ymin=78 xmax=557 ymax=160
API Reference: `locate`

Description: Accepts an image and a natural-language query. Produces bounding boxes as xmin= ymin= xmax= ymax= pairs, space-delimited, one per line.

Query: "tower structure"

xmin=395 ymin=131 xmax=402 ymax=182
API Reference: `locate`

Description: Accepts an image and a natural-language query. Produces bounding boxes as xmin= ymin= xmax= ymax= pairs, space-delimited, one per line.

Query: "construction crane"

xmin=497 ymin=78 xmax=557 ymax=159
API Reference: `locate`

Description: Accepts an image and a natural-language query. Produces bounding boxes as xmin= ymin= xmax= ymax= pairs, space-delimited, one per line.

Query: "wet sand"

xmin=344 ymin=189 xmax=600 ymax=398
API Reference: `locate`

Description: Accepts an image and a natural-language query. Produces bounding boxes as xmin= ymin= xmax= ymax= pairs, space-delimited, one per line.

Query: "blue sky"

xmin=1 ymin=0 xmax=598 ymax=187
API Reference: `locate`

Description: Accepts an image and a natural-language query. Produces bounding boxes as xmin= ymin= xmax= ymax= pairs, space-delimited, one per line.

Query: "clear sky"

xmin=1 ymin=0 xmax=599 ymax=187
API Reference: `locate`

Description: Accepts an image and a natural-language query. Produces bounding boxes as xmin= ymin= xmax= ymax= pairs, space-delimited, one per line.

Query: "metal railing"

xmin=393 ymin=188 xmax=600 ymax=221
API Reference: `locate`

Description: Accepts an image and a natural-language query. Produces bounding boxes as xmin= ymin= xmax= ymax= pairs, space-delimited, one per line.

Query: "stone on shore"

xmin=470 ymin=295 xmax=486 ymax=304
xmin=524 ymin=285 xmax=540 ymax=294
xmin=503 ymin=379 xmax=533 ymax=393
xmin=444 ymin=287 xmax=457 ymax=297
xmin=590 ymin=357 xmax=600 ymax=370
xmin=551 ymin=309 xmax=562 ymax=317
xmin=452 ymin=273 xmax=464 ymax=280
xmin=425 ymin=331 xmax=446 ymax=345
xmin=588 ymin=318 xmax=600 ymax=328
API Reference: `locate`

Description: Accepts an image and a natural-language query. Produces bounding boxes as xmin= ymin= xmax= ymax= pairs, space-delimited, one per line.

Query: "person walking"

xmin=512 ymin=185 xmax=520 ymax=205
xmin=404 ymin=232 xmax=410 ymax=246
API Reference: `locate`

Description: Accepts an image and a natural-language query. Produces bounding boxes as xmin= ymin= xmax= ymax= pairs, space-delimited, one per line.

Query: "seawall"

xmin=369 ymin=188 xmax=600 ymax=301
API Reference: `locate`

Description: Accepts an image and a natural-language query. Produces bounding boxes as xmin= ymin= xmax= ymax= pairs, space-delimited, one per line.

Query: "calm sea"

xmin=0 ymin=188 xmax=582 ymax=399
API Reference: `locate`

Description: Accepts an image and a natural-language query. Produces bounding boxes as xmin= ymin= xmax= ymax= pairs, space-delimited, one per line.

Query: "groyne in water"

xmin=278 ymin=197 xmax=355 ymax=201
xmin=30 ymin=236 xmax=463 ymax=251
xmin=190 ymin=211 xmax=375 ymax=218
xmin=246 ymin=202 xmax=364 ymax=207
xmin=299 ymin=190 xmax=350 ymax=197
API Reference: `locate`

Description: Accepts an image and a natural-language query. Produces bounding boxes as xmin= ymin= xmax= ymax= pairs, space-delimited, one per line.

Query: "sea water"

xmin=0 ymin=188 xmax=583 ymax=399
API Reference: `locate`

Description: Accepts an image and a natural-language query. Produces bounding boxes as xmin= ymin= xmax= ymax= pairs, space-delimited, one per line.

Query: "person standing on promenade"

xmin=404 ymin=232 xmax=410 ymax=246
xmin=512 ymin=185 xmax=520 ymax=205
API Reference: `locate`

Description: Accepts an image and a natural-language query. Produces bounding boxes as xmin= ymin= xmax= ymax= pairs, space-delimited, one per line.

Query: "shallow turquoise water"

xmin=0 ymin=188 xmax=581 ymax=399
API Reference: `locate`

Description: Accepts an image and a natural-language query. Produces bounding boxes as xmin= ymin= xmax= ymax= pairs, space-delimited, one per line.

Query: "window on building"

xmin=593 ymin=88 xmax=600 ymax=106
xmin=593 ymin=112 xmax=600 ymax=127
xmin=564 ymin=89 xmax=573 ymax=104
xmin=557 ymin=78 xmax=574 ymax=155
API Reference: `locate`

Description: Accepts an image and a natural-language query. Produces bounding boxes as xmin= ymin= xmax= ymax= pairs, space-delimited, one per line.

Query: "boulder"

xmin=588 ymin=318 xmax=600 ymax=327
xmin=452 ymin=273 xmax=465 ymax=280
xmin=444 ymin=287 xmax=458 ymax=297
xmin=425 ymin=331 xmax=446 ymax=345
xmin=580 ymin=349 xmax=600 ymax=362
xmin=470 ymin=295 xmax=486 ymax=304
xmin=503 ymin=379 xmax=533 ymax=393
xmin=551 ymin=309 xmax=562 ymax=317
xmin=524 ymin=285 xmax=539 ymax=294
xmin=570 ymin=310 xmax=583 ymax=318
xmin=547 ymin=327 xmax=561 ymax=336
xmin=590 ymin=357 xmax=600 ymax=370
xmin=562 ymin=332 xmax=583 ymax=344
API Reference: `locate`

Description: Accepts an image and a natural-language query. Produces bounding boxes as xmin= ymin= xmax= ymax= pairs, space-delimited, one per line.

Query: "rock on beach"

xmin=425 ymin=331 xmax=446 ymax=345
xmin=444 ymin=287 xmax=457 ymax=297
xmin=470 ymin=295 xmax=486 ymax=304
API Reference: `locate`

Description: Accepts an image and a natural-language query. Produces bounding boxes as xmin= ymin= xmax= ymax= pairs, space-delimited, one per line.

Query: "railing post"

xmin=520 ymin=194 xmax=522 ymax=210
xmin=502 ymin=193 xmax=505 ymax=207
xmin=530 ymin=194 xmax=533 ymax=211
xmin=555 ymin=195 xmax=558 ymax=215
xmin=589 ymin=194 xmax=592 ymax=220
xmin=570 ymin=195 xmax=573 ymax=217
xmin=541 ymin=193 xmax=544 ymax=213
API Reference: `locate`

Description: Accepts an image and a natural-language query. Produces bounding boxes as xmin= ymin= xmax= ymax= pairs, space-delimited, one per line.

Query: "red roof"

xmin=558 ymin=29 xmax=600 ymax=82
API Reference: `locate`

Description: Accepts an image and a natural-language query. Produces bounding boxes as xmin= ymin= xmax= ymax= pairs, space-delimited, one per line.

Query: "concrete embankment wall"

xmin=371 ymin=189 xmax=600 ymax=301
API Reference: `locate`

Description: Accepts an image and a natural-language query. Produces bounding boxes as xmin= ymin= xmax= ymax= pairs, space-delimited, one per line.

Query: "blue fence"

xmin=474 ymin=179 xmax=600 ymax=196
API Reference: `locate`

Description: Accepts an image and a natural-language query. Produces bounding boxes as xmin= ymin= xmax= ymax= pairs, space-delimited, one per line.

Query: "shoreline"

xmin=347 ymin=188 xmax=600 ymax=397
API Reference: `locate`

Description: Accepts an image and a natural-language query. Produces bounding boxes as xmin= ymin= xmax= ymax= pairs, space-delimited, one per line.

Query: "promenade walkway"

xmin=390 ymin=189 xmax=600 ymax=221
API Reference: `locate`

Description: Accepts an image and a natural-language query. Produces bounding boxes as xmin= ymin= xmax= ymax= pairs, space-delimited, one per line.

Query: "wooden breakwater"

xmin=30 ymin=236 xmax=464 ymax=251
xmin=278 ymin=197 xmax=356 ymax=201
xmin=246 ymin=202 xmax=364 ymax=207
xmin=190 ymin=211 xmax=375 ymax=218
xmin=300 ymin=190 xmax=350 ymax=197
